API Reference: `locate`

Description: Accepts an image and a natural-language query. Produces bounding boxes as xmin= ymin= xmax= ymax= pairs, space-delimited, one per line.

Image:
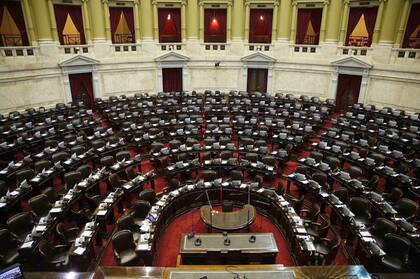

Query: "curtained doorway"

xmin=335 ymin=74 xmax=362 ymax=112
xmin=162 ymin=68 xmax=183 ymax=92
xmin=69 ymin=73 xmax=95 ymax=110
xmin=247 ymin=68 xmax=268 ymax=93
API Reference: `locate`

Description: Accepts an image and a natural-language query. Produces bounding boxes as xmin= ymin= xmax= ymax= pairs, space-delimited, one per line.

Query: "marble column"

xmin=394 ymin=0 xmax=411 ymax=47
xmin=372 ymin=0 xmax=387 ymax=44
xmin=277 ymin=0 xmax=292 ymax=41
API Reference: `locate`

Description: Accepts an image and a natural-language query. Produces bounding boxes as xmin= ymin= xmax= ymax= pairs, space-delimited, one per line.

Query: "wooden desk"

xmin=179 ymin=233 xmax=278 ymax=265
xmin=200 ymin=204 xmax=256 ymax=231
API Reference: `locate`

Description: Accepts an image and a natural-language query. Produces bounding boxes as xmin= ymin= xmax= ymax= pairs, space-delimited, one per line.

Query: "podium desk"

xmin=179 ymin=233 xmax=278 ymax=264
xmin=200 ymin=204 xmax=256 ymax=231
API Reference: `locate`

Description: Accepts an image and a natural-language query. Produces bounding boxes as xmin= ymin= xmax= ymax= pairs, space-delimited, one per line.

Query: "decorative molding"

xmin=59 ymin=55 xmax=100 ymax=67
xmin=331 ymin=56 xmax=373 ymax=69
xmin=241 ymin=52 xmax=277 ymax=63
xmin=154 ymin=51 xmax=190 ymax=62
xmin=198 ymin=0 xmax=233 ymax=6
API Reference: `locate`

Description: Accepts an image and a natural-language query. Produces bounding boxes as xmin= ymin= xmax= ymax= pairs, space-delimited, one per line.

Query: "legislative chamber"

xmin=0 ymin=0 xmax=419 ymax=278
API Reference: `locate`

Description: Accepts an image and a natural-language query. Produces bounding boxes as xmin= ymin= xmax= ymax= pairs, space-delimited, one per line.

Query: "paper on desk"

xmin=74 ymin=247 xmax=86 ymax=255
xmin=21 ymin=241 xmax=34 ymax=249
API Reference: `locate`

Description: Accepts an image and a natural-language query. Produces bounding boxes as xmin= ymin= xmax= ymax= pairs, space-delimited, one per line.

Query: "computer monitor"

xmin=0 ymin=264 xmax=24 ymax=279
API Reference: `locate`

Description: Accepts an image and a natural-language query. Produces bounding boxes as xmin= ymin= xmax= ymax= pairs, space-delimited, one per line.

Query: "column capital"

xmin=152 ymin=1 xmax=158 ymax=6
xmin=133 ymin=0 xmax=139 ymax=5
xmin=101 ymin=0 xmax=108 ymax=4
xmin=343 ymin=0 xmax=350 ymax=5
xmin=378 ymin=0 xmax=387 ymax=3
xmin=81 ymin=0 xmax=89 ymax=4
xmin=323 ymin=0 xmax=330 ymax=6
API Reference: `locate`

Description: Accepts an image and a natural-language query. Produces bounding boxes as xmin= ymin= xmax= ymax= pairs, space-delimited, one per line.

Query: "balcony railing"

xmin=62 ymin=34 xmax=82 ymax=45
xmin=291 ymin=44 xmax=320 ymax=54
xmin=159 ymin=42 xmax=184 ymax=51
xmin=247 ymin=43 xmax=271 ymax=51
xmin=113 ymin=33 xmax=134 ymax=44
xmin=0 ymin=46 xmax=37 ymax=57
xmin=203 ymin=43 xmax=229 ymax=51
xmin=58 ymin=44 xmax=91 ymax=55
xmin=338 ymin=46 xmax=371 ymax=56
xmin=391 ymin=48 xmax=420 ymax=63
xmin=112 ymin=43 xmax=142 ymax=54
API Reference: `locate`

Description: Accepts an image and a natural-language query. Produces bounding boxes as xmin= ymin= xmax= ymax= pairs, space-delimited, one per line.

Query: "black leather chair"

xmin=306 ymin=218 xmax=330 ymax=239
xmin=300 ymin=204 xmax=320 ymax=225
xmin=125 ymin=166 xmax=137 ymax=180
xmin=56 ymin=222 xmax=80 ymax=245
xmin=203 ymin=170 xmax=217 ymax=182
xmin=384 ymin=187 xmax=403 ymax=204
xmin=116 ymin=150 xmax=131 ymax=161
xmin=333 ymin=188 xmax=350 ymax=204
xmin=112 ymin=230 xmax=139 ymax=266
xmin=313 ymin=230 xmax=341 ymax=265
xmin=100 ymin=155 xmax=115 ymax=168
xmin=52 ymin=151 xmax=69 ymax=163
xmin=38 ymin=240 xmax=69 ymax=268
xmin=0 ymin=229 xmax=20 ymax=266
xmin=34 ymin=160 xmax=52 ymax=173
xmin=312 ymin=172 xmax=329 ymax=192
xmin=29 ymin=194 xmax=52 ymax=219
xmin=15 ymin=168 xmax=36 ymax=185
xmin=348 ymin=165 xmax=363 ymax=180
xmin=0 ymin=180 xmax=8 ymax=196
xmin=64 ymin=171 xmax=82 ymax=190
xmin=130 ymin=200 xmax=151 ymax=225
xmin=394 ymin=198 xmax=419 ymax=221
xmin=348 ymin=197 xmax=371 ymax=225
xmin=291 ymin=195 xmax=305 ymax=213
xmin=7 ymin=212 xmax=34 ymax=242
xmin=138 ymin=189 xmax=157 ymax=205
xmin=368 ymin=217 xmax=397 ymax=246
xmin=76 ymin=164 xmax=92 ymax=179
xmin=380 ymin=233 xmax=410 ymax=272
xmin=109 ymin=173 xmax=127 ymax=190
xmin=310 ymin=151 xmax=323 ymax=163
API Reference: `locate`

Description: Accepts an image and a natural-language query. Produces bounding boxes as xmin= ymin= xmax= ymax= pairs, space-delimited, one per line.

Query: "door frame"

xmin=155 ymin=52 xmax=190 ymax=93
xmin=241 ymin=52 xmax=276 ymax=94
xmin=246 ymin=68 xmax=268 ymax=93
xmin=330 ymin=57 xmax=372 ymax=104
xmin=59 ymin=55 xmax=101 ymax=103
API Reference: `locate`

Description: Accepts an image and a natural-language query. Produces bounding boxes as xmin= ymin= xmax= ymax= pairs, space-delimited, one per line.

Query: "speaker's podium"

xmin=179 ymin=233 xmax=279 ymax=265
xmin=200 ymin=204 xmax=256 ymax=231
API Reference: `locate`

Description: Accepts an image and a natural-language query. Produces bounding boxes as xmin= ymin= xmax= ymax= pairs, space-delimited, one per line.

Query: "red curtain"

xmin=0 ymin=1 xmax=29 ymax=46
xmin=69 ymin=73 xmax=95 ymax=109
xmin=296 ymin=8 xmax=322 ymax=45
xmin=335 ymin=74 xmax=362 ymax=113
xmin=345 ymin=7 xmax=378 ymax=47
xmin=204 ymin=9 xmax=227 ymax=43
xmin=54 ymin=5 xmax=86 ymax=45
xmin=249 ymin=9 xmax=273 ymax=44
xmin=158 ymin=8 xmax=181 ymax=43
xmin=109 ymin=7 xmax=135 ymax=43
xmin=247 ymin=68 xmax=268 ymax=93
xmin=163 ymin=68 xmax=183 ymax=93
xmin=402 ymin=3 xmax=420 ymax=48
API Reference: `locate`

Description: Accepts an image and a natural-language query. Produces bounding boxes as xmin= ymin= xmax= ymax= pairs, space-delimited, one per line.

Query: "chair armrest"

xmin=120 ymin=180 xmax=128 ymax=184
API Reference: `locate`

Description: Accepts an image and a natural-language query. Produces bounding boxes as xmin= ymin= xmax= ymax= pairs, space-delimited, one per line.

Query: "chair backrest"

xmin=383 ymin=233 xmax=410 ymax=260
xmin=29 ymin=194 xmax=51 ymax=217
xmin=112 ymin=230 xmax=135 ymax=253
xmin=109 ymin=173 xmax=123 ymax=189
xmin=7 ymin=212 xmax=33 ymax=236
xmin=385 ymin=187 xmax=403 ymax=204
xmin=373 ymin=218 xmax=397 ymax=238
xmin=310 ymin=151 xmax=323 ymax=163
xmin=0 ymin=180 xmax=8 ymax=196
xmin=293 ymin=195 xmax=305 ymax=212
xmin=325 ymin=156 xmax=340 ymax=170
xmin=203 ymin=170 xmax=217 ymax=182
xmin=125 ymin=166 xmax=137 ymax=180
xmin=117 ymin=215 xmax=137 ymax=231
xmin=116 ymin=151 xmax=131 ymax=161
xmin=349 ymin=197 xmax=369 ymax=217
xmin=52 ymin=151 xmax=69 ymax=163
xmin=138 ymin=189 xmax=156 ymax=205
xmin=16 ymin=169 xmax=36 ymax=184
xmin=396 ymin=198 xmax=419 ymax=219
xmin=34 ymin=160 xmax=52 ymax=173
xmin=0 ymin=229 xmax=16 ymax=253
xmin=64 ymin=171 xmax=82 ymax=189
xmin=77 ymin=164 xmax=92 ymax=179
xmin=42 ymin=187 xmax=57 ymax=203
xmin=131 ymin=200 xmax=151 ymax=220
xmin=333 ymin=188 xmax=349 ymax=204
xmin=168 ymin=178 xmax=180 ymax=191
xmin=245 ymin=153 xmax=258 ymax=162
xmin=230 ymin=170 xmax=243 ymax=181
xmin=100 ymin=156 xmax=115 ymax=167
xmin=348 ymin=166 xmax=363 ymax=179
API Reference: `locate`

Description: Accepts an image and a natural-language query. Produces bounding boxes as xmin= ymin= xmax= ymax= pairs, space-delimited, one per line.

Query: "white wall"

xmin=1 ymin=39 xmax=420 ymax=114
